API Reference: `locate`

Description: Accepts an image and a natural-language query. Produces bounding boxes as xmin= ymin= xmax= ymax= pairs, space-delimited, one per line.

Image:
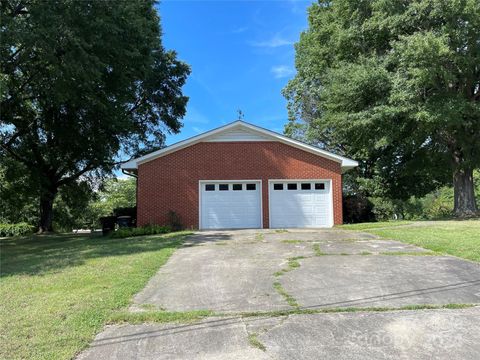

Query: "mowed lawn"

xmin=0 ymin=231 xmax=191 ymax=360
xmin=340 ymin=220 xmax=480 ymax=263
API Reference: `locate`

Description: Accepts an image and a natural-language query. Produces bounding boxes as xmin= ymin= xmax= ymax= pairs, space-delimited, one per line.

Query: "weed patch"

xmin=313 ymin=243 xmax=326 ymax=256
xmin=235 ymin=303 xmax=476 ymax=318
xmin=273 ymin=281 xmax=299 ymax=307
xmin=247 ymin=333 xmax=267 ymax=351
xmin=274 ymin=256 xmax=305 ymax=276
xmin=281 ymin=240 xmax=302 ymax=244
xmin=255 ymin=233 xmax=265 ymax=241
xmin=109 ymin=310 xmax=213 ymax=324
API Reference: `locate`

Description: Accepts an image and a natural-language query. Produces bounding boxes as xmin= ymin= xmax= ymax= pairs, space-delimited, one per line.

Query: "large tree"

xmin=284 ymin=0 xmax=480 ymax=216
xmin=1 ymin=0 xmax=190 ymax=232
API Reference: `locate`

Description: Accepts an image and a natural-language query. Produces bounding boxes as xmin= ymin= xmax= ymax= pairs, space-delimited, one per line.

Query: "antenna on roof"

xmin=236 ymin=109 xmax=244 ymax=121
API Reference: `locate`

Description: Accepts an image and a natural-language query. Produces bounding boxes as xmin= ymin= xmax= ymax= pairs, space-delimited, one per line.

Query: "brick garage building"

xmin=122 ymin=121 xmax=357 ymax=229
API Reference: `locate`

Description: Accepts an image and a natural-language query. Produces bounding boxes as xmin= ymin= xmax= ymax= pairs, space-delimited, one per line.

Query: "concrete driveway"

xmin=78 ymin=229 xmax=480 ymax=359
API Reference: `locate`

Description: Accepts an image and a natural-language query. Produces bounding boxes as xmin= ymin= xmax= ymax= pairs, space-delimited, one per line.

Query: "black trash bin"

xmin=117 ymin=216 xmax=133 ymax=228
xmin=113 ymin=207 xmax=137 ymax=227
xmin=100 ymin=216 xmax=117 ymax=236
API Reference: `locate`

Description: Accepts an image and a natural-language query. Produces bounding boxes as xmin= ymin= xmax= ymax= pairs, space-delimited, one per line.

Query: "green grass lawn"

xmin=338 ymin=220 xmax=413 ymax=230
xmin=0 ymin=231 xmax=191 ymax=360
xmin=340 ymin=220 xmax=480 ymax=262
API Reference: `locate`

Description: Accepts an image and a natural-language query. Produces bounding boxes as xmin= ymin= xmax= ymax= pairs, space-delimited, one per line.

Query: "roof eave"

xmin=120 ymin=121 xmax=359 ymax=171
xmin=341 ymin=165 xmax=358 ymax=174
xmin=120 ymin=160 xmax=138 ymax=170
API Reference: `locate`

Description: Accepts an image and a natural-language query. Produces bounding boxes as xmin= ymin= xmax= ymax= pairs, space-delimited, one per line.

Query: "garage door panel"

xmin=200 ymin=182 xmax=261 ymax=229
xmin=269 ymin=181 xmax=332 ymax=228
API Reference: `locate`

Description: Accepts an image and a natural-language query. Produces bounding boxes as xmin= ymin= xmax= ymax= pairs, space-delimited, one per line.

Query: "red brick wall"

xmin=137 ymin=141 xmax=343 ymax=228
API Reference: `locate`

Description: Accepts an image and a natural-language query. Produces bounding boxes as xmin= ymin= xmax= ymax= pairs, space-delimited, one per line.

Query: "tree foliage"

xmin=0 ymin=156 xmax=98 ymax=230
xmin=55 ymin=177 xmax=137 ymax=231
xmin=89 ymin=178 xmax=136 ymax=220
xmin=52 ymin=180 xmax=97 ymax=231
xmin=1 ymin=0 xmax=190 ymax=231
xmin=0 ymin=156 xmax=37 ymax=224
xmin=284 ymin=0 xmax=480 ymax=216
xmin=1 ymin=163 xmax=137 ymax=231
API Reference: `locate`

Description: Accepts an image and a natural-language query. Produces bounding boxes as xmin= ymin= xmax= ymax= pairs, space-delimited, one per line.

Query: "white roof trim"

xmin=121 ymin=121 xmax=358 ymax=172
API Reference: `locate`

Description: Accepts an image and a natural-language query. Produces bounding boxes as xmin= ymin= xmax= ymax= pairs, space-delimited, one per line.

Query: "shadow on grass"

xmin=0 ymin=231 xmax=235 ymax=277
xmin=0 ymin=232 xmax=186 ymax=277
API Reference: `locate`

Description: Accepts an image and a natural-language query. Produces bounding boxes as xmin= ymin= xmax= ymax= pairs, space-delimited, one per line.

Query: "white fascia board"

xmin=120 ymin=120 xmax=359 ymax=171
xmin=340 ymin=163 xmax=358 ymax=174
xmin=121 ymin=160 xmax=138 ymax=170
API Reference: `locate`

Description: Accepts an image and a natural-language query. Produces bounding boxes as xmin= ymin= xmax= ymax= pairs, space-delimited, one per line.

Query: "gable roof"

xmin=121 ymin=121 xmax=358 ymax=173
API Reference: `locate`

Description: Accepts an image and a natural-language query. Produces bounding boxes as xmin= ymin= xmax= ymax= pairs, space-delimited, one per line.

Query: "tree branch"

xmin=11 ymin=1 xmax=29 ymax=17
xmin=127 ymin=94 xmax=147 ymax=116
xmin=57 ymin=163 xmax=96 ymax=186
xmin=0 ymin=140 xmax=35 ymax=167
xmin=5 ymin=45 xmax=24 ymax=64
xmin=1 ymin=129 xmax=24 ymax=148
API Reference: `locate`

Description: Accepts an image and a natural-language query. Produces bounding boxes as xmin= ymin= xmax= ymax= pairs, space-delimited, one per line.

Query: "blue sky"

xmin=158 ymin=0 xmax=312 ymax=145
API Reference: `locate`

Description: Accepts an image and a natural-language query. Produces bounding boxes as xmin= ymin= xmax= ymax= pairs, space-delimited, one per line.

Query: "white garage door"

xmin=200 ymin=181 xmax=262 ymax=229
xmin=269 ymin=180 xmax=333 ymax=228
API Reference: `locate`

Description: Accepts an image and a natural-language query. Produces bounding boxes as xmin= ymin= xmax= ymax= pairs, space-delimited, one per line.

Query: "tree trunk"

xmin=38 ymin=189 xmax=57 ymax=233
xmin=453 ymin=167 xmax=478 ymax=217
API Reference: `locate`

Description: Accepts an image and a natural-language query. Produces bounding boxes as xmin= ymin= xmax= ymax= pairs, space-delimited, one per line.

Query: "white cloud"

xmin=184 ymin=106 xmax=210 ymax=124
xmin=287 ymin=0 xmax=306 ymax=15
xmin=192 ymin=126 xmax=205 ymax=134
xmin=271 ymin=65 xmax=295 ymax=79
xmin=249 ymin=34 xmax=294 ymax=48
xmin=232 ymin=26 xmax=248 ymax=34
